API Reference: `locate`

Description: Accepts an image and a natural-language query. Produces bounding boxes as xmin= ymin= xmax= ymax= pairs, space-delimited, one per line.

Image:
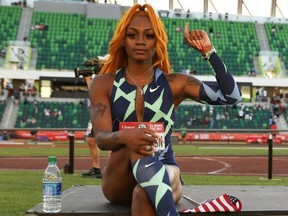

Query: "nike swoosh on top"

xmin=145 ymin=162 xmax=156 ymax=168
xmin=149 ymin=85 xmax=161 ymax=93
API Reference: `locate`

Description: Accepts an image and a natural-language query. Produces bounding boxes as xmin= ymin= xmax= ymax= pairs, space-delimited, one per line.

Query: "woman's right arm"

xmin=89 ymin=74 xmax=124 ymax=151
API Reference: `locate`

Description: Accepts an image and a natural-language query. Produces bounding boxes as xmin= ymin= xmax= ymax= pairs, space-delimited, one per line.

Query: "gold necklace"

xmin=126 ymin=69 xmax=154 ymax=95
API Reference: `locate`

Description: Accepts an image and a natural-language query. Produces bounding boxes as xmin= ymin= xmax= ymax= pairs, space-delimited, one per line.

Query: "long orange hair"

xmin=99 ymin=4 xmax=171 ymax=75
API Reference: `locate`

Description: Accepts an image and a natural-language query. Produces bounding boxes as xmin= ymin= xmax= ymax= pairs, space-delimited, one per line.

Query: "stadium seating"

xmin=264 ymin=23 xmax=288 ymax=69
xmin=28 ymin=10 xmax=261 ymax=75
xmin=162 ymin=18 xmax=260 ymax=75
xmin=14 ymin=100 xmax=272 ymax=130
xmin=0 ymin=6 xmax=22 ymax=49
xmin=29 ymin=12 xmax=116 ymax=70
xmin=15 ymin=100 xmax=90 ymax=129
xmin=174 ymin=103 xmax=272 ymax=129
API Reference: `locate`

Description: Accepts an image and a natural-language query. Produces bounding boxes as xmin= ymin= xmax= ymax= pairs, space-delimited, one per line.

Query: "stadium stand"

xmin=28 ymin=10 xmax=260 ymax=76
xmin=0 ymin=3 xmax=287 ymax=216
xmin=12 ymin=98 xmax=273 ymax=130
xmin=0 ymin=4 xmax=287 ymax=131
xmin=0 ymin=6 xmax=22 ymax=50
xmin=29 ymin=12 xmax=115 ymax=70
xmin=15 ymin=100 xmax=90 ymax=128
xmin=264 ymin=23 xmax=288 ymax=70
xmin=174 ymin=103 xmax=272 ymax=130
xmin=163 ymin=18 xmax=260 ymax=75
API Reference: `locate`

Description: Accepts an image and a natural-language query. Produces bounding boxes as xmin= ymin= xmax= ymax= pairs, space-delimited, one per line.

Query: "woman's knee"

xmin=132 ymin=185 xmax=156 ymax=216
xmin=87 ymin=137 xmax=95 ymax=147
xmin=133 ymin=185 xmax=149 ymax=202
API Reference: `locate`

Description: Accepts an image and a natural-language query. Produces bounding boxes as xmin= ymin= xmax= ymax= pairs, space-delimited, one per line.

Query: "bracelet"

xmin=202 ymin=46 xmax=216 ymax=61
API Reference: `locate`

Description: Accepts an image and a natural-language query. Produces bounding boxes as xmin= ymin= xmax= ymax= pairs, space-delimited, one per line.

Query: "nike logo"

xmin=149 ymin=85 xmax=160 ymax=93
xmin=145 ymin=162 xmax=156 ymax=168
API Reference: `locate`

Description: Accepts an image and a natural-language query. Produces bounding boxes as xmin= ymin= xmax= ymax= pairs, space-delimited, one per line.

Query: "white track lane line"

xmin=194 ymin=157 xmax=231 ymax=174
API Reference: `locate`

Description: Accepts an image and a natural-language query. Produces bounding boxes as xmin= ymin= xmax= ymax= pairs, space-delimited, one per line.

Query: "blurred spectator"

xmin=176 ymin=26 xmax=183 ymax=32
xmin=5 ymin=82 xmax=14 ymax=97
xmin=186 ymin=9 xmax=191 ymax=18
xmin=209 ymin=26 xmax=214 ymax=37
xmin=251 ymin=67 xmax=256 ymax=76
xmin=256 ymin=88 xmax=260 ymax=102
xmin=238 ymin=109 xmax=244 ymax=119
xmin=180 ymin=124 xmax=186 ymax=142
xmin=23 ymin=35 xmax=29 ymax=42
xmin=186 ymin=117 xmax=192 ymax=128
xmin=1 ymin=131 xmax=9 ymax=140
xmin=31 ymin=24 xmax=48 ymax=31
xmin=192 ymin=115 xmax=199 ymax=125
xmin=203 ymin=115 xmax=209 ymax=126
xmin=270 ymin=122 xmax=277 ymax=137
xmin=217 ymin=31 xmax=222 ymax=38
xmin=19 ymin=82 xmax=26 ymax=92
xmin=268 ymin=116 xmax=274 ymax=127
xmin=191 ymin=68 xmax=197 ymax=75
xmin=248 ymin=67 xmax=256 ymax=76
xmin=262 ymin=88 xmax=267 ymax=101
xmin=209 ymin=114 xmax=214 ymax=129
xmin=202 ymin=105 xmax=207 ymax=113
xmin=1 ymin=47 xmax=7 ymax=58
xmin=218 ymin=13 xmax=222 ymax=20
xmin=271 ymin=25 xmax=276 ymax=36
xmin=272 ymin=103 xmax=280 ymax=118
xmin=30 ymin=130 xmax=38 ymax=141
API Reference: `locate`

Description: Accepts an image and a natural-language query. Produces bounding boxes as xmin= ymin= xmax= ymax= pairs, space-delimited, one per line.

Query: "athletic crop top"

xmin=110 ymin=68 xmax=178 ymax=166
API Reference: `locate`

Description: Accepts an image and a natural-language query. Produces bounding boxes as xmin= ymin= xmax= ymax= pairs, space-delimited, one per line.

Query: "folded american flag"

xmin=179 ymin=193 xmax=242 ymax=213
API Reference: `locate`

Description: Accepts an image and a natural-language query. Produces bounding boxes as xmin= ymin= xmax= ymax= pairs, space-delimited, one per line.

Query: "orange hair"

xmin=99 ymin=4 xmax=171 ymax=75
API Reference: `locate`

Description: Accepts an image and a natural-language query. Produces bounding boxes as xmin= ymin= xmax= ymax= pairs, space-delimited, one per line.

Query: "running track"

xmin=1 ymin=155 xmax=287 ymax=177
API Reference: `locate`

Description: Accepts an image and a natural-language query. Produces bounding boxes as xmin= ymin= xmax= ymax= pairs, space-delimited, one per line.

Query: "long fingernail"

xmin=200 ymin=43 xmax=204 ymax=51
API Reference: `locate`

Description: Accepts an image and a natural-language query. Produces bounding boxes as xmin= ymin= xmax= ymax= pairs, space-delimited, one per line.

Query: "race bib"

xmin=119 ymin=122 xmax=165 ymax=152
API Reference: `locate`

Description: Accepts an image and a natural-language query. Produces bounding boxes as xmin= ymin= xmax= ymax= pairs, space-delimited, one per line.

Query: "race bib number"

xmin=119 ymin=122 xmax=165 ymax=152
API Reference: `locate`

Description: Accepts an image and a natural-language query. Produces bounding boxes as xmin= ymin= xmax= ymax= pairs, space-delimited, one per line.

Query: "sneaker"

xmin=82 ymin=167 xmax=102 ymax=178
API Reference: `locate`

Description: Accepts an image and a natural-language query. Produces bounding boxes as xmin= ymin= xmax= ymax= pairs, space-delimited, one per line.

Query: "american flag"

xmin=179 ymin=194 xmax=242 ymax=213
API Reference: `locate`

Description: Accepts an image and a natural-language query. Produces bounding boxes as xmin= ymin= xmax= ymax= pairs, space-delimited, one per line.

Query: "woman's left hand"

xmin=184 ymin=22 xmax=212 ymax=54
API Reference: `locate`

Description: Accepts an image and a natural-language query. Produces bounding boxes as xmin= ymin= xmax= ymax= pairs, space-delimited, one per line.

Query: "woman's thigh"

xmin=101 ymin=148 xmax=182 ymax=205
xmin=165 ymin=164 xmax=183 ymax=203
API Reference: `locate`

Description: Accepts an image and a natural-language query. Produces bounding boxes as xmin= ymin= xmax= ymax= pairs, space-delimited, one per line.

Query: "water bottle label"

xmin=43 ymin=182 xmax=62 ymax=196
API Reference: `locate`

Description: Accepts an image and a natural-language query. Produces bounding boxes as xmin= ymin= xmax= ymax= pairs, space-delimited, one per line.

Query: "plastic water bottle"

xmin=43 ymin=156 xmax=62 ymax=213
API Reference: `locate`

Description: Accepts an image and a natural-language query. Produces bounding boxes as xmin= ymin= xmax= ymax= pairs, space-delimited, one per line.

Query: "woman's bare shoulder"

xmin=90 ymin=73 xmax=115 ymax=95
xmin=164 ymin=73 xmax=186 ymax=84
xmin=92 ymin=73 xmax=114 ymax=85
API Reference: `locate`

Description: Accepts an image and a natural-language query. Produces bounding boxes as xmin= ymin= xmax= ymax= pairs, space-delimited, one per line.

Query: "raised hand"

xmin=184 ymin=22 xmax=212 ymax=54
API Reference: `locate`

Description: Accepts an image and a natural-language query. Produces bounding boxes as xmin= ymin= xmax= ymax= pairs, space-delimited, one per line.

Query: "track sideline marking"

xmin=193 ymin=157 xmax=231 ymax=174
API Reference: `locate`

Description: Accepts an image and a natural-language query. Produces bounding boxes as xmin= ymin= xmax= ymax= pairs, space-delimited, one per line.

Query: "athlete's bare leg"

xmin=102 ymin=147 xmax=182 ymax=215
xmin=87 ymin=137 xmax=100 ymax=169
